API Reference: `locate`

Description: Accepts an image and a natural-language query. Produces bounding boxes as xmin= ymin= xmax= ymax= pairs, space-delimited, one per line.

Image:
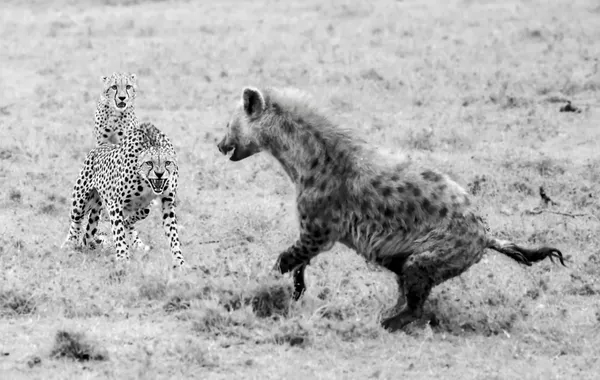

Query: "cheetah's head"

xmin=217 ymin=87 xmax=266 ymax=161
xmin=100 ymin=72 xmax=137 ymax=112
xmin=137 ymin=147 xmax=177 ymax=195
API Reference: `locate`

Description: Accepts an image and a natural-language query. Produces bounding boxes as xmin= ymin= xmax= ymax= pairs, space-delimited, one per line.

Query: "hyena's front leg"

xmin=292 ymin=264 xmax=308 ymax=302
xmin=161 ymin=195 xmax=185 ymax=267
xmin=105 ymin=201 xmax=130 ymax=262
xmin=273 ymin=229 xmax=334 ymax=301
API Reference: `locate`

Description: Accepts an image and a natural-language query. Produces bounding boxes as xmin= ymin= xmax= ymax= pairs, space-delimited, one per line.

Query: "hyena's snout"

xmin=217 ymin=136 xmax=234 ymax=155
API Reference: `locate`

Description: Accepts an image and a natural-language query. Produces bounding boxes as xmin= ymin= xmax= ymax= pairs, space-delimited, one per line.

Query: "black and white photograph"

xmin=0 ymin=0 xmax=598 ymax=378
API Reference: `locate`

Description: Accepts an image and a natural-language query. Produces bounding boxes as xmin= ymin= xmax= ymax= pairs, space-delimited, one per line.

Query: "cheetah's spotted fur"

xmin=62 ymin=122 xmax=185 ymax=267
xmin=94 ymin=72 xmax=138 ymax=146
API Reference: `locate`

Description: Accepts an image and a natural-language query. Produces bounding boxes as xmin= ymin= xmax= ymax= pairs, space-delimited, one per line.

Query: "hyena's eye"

xmin=111 ymin=85 xmax=117 ymax=90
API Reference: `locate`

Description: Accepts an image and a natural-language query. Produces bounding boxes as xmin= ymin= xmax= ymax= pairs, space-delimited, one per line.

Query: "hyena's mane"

xmin=260 ymin=87 xmax=368 ymax=164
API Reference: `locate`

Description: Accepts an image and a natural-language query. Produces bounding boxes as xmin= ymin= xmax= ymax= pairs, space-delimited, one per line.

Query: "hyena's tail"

xmin=486 ymin=237 xmax=566 ymax=267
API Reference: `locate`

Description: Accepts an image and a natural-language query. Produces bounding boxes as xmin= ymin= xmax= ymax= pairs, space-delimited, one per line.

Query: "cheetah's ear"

xmin=242 ymin=87 xmax=265 ymax=118
xmin=130 ymin=73 xmax=137 ymax=83
xmin=100 ymin=75 xmax=109 ymax=83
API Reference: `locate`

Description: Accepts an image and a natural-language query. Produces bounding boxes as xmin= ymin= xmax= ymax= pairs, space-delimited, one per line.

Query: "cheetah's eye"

xmin=145 ymin=161 xmax=153 ymax=167
xmin=165 ymin=161 xmax=172 ymax=166
xmin=110 ymin=85 xmax=117 ymax=90
xmin=126 ymin=85 xmax=132 ymax=90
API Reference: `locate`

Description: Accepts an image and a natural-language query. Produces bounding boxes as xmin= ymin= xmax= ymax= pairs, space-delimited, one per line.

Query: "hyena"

xmin=216 ymin=86 xmax=565 ymax=331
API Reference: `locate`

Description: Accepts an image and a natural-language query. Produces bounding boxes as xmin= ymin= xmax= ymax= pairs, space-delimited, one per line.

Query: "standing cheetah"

xmin=217 ymin=86 xmax=564 ymax=331
xmin=62 ymin=122 xmax=185 ymax=267
xmin=92 ymin=72 xmax=156 ymax=246
xmin=94 ymin=72 xmax=138 ymax=145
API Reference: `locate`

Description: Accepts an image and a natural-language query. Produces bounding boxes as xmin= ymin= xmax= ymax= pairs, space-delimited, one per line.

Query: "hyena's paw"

xmin=272 ymin=252 xmax=304 ymax=274
xmin=380 ymin=307 xmax=437 ymax=333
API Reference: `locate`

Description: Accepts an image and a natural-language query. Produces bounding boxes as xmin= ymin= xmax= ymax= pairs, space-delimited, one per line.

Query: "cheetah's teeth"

xmin=149 ymin=179 xmax=167 ymax=192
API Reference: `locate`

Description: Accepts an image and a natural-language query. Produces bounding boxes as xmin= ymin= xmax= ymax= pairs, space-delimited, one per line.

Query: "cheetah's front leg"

xmin=161 ymin=195 xmax=185 ymax=267
xmin=124 ymin=208 xmax=151 ymax=251
xmin=82 ymin=191 xmax=104 ymax=249
xmin=62 ymin=160 xmax=94 ymax=250
xmin=105 ymin=201 xmax=130 ymax=262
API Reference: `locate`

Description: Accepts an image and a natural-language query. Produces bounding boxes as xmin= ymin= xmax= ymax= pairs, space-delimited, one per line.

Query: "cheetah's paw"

xmin=132 ymin=239 xmax=151 ymax=252
xmin=61 ymin=237 xmax=82 ymax=251
xmin=86 ymin=233 xmax=107 ymax=250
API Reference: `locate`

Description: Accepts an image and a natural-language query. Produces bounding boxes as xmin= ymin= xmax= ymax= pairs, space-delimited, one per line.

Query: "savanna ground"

xmin=1 ymin=0 xmax=599 ymax=378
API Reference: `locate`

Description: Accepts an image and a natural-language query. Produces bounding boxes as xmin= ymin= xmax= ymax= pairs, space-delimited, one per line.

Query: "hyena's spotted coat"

xmin=217 ymin=86 xmax=564 ymax=331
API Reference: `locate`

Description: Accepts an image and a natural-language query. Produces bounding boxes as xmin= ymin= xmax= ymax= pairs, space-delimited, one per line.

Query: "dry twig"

xmin=524 ymin=208 xmax=597 ymax=219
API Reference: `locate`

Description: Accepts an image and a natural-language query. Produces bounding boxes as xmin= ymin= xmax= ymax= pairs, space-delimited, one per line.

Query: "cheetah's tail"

xmin=486 ymin=238 xmax=566 ymax=267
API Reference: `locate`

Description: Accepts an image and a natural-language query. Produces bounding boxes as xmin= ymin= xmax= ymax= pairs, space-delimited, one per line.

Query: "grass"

xmin=1 ymin=0 xmax=600 ymax=378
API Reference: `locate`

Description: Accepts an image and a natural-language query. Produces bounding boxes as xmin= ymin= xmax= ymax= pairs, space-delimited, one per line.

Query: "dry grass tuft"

xmin=270 ymin=319 xmax=310 ymax=347
xmin=49 ymin=330 xmax=108 ymax=362
xmin=247 ymin=278 xmax=293 ymax=318
xmin=163 ymin=295 xmax=191 ymax=313
xmin=8 ymin=189 xmax=22 ymax=203
xmin=190 ymin=302 xmax=256 ymax=338
xmin=0 ymin=290 xmax=36 ymax=316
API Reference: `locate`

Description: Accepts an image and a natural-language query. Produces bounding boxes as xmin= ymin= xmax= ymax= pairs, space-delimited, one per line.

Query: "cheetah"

xmin=94 ymin=72 xmax=138 ymax=146
xmin=93 ymin=72 xmax=161 ymax=242
xmin=62 ymin=122 xmax=185 ymax=267
xmin=216 ymin=86 xmax=565 ymax=332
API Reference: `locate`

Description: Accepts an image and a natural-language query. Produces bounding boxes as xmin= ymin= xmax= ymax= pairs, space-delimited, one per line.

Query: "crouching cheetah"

xmin=62 ymin=122 xmax=185 ymax=267
xmin=217 ymin=86 xmax=565 ymax=332
xmin=94 ymin=72 xmax=138 ymax=145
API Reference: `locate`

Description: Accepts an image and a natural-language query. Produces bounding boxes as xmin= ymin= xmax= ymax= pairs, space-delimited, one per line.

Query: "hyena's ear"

xmin=242 ymin=87 xmax=265 ymax=118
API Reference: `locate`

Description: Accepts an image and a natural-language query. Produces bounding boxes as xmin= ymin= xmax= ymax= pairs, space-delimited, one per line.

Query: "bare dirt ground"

xmin=1 ymin=0 xmax=599 ymax=378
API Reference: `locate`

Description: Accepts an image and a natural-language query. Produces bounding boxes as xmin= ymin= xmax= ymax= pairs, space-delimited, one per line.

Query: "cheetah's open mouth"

xmin=116 ymin=102 xmax=127 ymax=109
xmin=149 ymin=179 xmax=167 ymax=193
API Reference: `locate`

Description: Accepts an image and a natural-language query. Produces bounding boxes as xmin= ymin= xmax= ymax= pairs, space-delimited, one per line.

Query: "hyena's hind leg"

xmin=380 ymin=252 xmax=437 ymax=332
xmin=381 ymin=217 xmax=504 ymax=331
xmin=380 ymin=224 xmax=483 ymax=331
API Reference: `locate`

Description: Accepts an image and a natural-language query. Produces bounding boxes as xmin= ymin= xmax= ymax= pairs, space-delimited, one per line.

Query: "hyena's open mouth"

xmin=225 ymin=146 xmax=235 ymax=158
